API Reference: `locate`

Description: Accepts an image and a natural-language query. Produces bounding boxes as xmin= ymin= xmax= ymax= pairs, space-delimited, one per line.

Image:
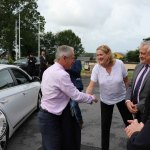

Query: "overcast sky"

xmin=37 ymin=0 xmax=150 ymax=53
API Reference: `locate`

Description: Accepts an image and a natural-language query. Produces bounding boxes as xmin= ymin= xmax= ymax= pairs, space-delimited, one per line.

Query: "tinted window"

xmin=11 ymin=69 xmax=30 ymax=84
xmin=0 ymin=70 xmax=14 ymax=90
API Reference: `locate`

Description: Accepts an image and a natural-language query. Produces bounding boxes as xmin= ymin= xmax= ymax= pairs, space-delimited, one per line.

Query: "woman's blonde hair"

xmin=96 ymin=44 xmax=114 ymax=64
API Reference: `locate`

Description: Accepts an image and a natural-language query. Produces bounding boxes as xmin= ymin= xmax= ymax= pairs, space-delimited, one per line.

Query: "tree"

xmin=0 ymin=0 xmax=45 ymax=59
xmin=55 ymin=30 xmax=85 ymax=58
xmin=0 ymin=0 xmax=17 ymax=58
xmin=40 ymin=32 xmax=56 ymax=64
xmin=126 ymin=49 xmax=139 ymax=62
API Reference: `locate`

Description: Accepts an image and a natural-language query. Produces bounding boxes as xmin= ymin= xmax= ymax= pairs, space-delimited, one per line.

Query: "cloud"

xmin=37 ymin=0 xmax=150 ymax=53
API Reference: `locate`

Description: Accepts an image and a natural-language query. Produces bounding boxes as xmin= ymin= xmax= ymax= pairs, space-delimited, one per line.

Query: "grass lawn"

xmin=128 ymin=70 xmax=134 ymax=81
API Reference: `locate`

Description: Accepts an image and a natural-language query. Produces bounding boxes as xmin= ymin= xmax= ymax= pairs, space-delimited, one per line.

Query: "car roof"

xmin=14 ymin=58 xmax=27 ymax=63
xmin=14 ymin=57 xmax=39 ymax=63
xmin=0 ymin=64 xmax=20 ymax=70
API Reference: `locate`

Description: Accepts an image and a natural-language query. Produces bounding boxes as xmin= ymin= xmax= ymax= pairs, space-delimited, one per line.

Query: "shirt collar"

xmin=55 ymin=62 xmax=65 ymax=70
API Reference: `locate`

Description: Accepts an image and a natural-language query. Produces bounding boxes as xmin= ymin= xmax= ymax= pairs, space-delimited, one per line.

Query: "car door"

xmin=0 ymin=68 xmax=27 ymax=129
xmin=10 ymin=68 xmax=40 ymax=119
xmin=0 ymin=68 xmax=39 ymax=129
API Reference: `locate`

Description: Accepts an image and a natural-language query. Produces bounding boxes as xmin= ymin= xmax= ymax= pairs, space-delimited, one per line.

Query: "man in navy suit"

xmin=68 ymin=59 xmax=84 ymax=127
xmin=67 ymin=59 xmax=84 ymax=150
xmin=125 ymin=40 xmax=150 ymax=123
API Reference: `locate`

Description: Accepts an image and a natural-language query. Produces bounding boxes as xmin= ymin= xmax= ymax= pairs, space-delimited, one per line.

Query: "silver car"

xmin=0 ymin=64 xmax=41 ymax=150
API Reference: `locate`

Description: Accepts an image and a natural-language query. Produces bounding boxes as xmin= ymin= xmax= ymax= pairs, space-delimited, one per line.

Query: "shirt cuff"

xmin=89 ymin=95 xmax=95 ymax=104
xmin=125 ymin=100 xmax=131 ymax=103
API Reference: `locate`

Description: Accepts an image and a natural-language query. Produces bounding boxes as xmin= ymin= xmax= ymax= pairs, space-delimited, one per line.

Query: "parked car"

xmin=14 ymin=57 xmax=40 ymax=76
xmin=0 ymin=59 xmax=8 ymax=64
xmin=0 ymin=64 xmax=41 ymax=150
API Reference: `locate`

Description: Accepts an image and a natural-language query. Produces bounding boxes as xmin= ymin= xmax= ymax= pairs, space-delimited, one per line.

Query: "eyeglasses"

xmin=63 ymin=55 xmax=75 ymax=60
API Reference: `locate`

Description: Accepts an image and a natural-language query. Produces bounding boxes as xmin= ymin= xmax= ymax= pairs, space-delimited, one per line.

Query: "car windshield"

xmin=14 ymin=58 xmax=27 ymax=64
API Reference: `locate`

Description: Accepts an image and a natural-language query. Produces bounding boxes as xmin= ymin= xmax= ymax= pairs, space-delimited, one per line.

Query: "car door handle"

xmin=0 ymin=99 xmax=8 ymax=104
xmin=22 ymin=92 xmax=27 ymax=95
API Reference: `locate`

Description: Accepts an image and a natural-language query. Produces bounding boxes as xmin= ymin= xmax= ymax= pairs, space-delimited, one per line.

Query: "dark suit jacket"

xmin=27 ymin=56 xmax=37 ymax=76
xmin=40 ymin=55 xmax=48 ymax=70
xmin=127 ymin=119 xmax=150 ymax=150
xmin=67 ymin=60 xmax=83 ymax=91
xmin=126 ymin=63 xmax=150 ymax=122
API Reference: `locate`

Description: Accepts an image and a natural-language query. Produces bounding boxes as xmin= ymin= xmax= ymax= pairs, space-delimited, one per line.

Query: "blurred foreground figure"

xmin=125 ymin=119 xmax=150 ymax=150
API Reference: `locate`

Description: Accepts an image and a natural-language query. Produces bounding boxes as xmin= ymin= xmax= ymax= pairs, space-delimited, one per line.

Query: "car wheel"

xmin=0 ymin=129 xmax=8 ymax=150
xmin=0 ymin=110 xmax=9 ymax=150
xmin=37 ymin=91 xmax=42 ymax=111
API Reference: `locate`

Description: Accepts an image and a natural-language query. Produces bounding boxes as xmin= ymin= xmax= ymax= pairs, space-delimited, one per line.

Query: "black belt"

xmin=40 ymin=107 xmax=60 ymax=118
xmin=40 ymin=107 xmax=50 ymax=114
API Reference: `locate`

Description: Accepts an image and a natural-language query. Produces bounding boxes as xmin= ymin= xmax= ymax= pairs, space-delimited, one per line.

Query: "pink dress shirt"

xmin=41 ymin=62 xmax=94 ymax=115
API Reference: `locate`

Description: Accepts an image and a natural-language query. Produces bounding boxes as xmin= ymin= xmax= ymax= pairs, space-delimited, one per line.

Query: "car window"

xmin=14 ymin=58 xmax=27 ymax=64
xmin=11 ymin=69 xmax=30 ymax=84
xmin=0 ymin=70 xmax=14 ymax=90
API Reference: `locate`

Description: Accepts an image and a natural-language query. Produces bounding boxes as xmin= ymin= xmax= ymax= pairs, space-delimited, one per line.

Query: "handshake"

xmin=90 ymin=94 xmax=98 ymax=103
xmin=86 ymin=87 xmax=98 ymax=103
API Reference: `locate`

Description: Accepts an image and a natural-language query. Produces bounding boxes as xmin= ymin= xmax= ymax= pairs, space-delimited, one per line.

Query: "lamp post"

xmin=33 ymin=21 xmax=42 ymax=57
xmin=14 ymin=2 xmax=29 ymax=59
xmin=18 ymin=12 xmax=21 ymax=58
xmin=13 ymin=9 xmax=19 ymax=60
xmin=38 ymin=21 xmax=41 ymax=58
xmin=15 ymin=20 xmax=18 ymax=60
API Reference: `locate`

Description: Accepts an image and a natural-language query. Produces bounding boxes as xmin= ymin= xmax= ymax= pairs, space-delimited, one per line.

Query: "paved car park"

xmin=6 ymin=76 xmax=128 ymax=150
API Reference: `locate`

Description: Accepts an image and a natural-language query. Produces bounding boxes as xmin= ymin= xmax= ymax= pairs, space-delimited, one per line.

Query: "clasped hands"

xmin=93 ymin=94 xmax=98 ymax=103
xmin=126 ymin=100 xmax=138 ymax=114
xmin=125 ymin=119 xmax=144 ymax=138
xmin=89 ymin=94 xmax=98 ymax=103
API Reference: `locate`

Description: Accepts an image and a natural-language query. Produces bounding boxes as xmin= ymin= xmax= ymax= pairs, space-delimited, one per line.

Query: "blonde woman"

xmin=86 ymin=45 xmax=133 ymax=150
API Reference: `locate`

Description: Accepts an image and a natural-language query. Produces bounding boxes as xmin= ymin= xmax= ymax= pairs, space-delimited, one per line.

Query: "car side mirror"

xmin=32 ymin=76 xmax=40 ymax=82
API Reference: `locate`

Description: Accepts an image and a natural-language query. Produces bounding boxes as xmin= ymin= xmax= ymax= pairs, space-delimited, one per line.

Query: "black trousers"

xmin=100 ymin=100 xmax=133 ymax=150
xmin=40 ymin=68 xmax=46 ymax=81
xmin=38 ymin=103 xmax=81 ymax=150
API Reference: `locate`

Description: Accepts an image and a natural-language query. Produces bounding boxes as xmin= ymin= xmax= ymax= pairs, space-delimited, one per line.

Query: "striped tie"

xmin=132 ymin=65 xmax=149 ymax=104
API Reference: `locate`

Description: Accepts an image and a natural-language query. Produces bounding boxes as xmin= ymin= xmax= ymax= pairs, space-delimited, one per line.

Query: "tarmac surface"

xmin=6 ymin=76 xmax=127 ymax=150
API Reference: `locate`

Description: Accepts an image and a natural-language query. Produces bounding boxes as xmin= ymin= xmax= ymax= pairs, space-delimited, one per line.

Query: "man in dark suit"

xmin=39 ymin=50 xmax=48 ymax=81
xmin=27 ymin=52 xmax=37 ymax=76
xmin=125 ymin=40 xmax=150 ymax=123
xmin=125 ymin=119 xmax=150 ymax=150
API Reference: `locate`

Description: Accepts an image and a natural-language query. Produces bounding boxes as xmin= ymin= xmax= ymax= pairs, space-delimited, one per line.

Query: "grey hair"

xmin=55 ymin=45 xmax=74 ymax=61
xmin=140 ymin=41 xmax=150 ymax=53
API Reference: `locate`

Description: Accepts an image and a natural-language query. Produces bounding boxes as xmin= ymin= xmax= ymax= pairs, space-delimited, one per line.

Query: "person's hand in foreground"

xmin=125 ymin=119 xmax=144 ymax=138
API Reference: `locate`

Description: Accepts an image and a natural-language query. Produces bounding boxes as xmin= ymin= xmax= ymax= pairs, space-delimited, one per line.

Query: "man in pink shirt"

xmin=38 ymin=45 xmax=97 ymax=150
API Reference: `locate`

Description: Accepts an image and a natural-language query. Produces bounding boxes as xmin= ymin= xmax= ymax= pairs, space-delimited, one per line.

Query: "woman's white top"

xmin=91 ymin=59 xmax=127 ymax=105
